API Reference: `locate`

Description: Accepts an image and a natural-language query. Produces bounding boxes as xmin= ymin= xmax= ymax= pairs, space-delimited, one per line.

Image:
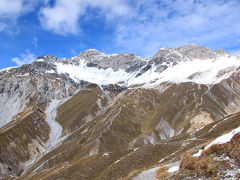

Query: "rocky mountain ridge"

xmin=0 ymin=45 xmax=240 ymax=179
xmin=5 ymin=44 xmax=230 ymax=75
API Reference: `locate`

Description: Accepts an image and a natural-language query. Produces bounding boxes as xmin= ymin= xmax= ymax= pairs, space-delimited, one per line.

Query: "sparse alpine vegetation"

xmin=1 ymin=45 xmax=240 ymax=179
xmin=155 ymin=125 xmax=240 ymax=180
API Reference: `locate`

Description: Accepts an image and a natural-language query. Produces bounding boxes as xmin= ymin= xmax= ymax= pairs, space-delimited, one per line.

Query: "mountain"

xmin=0 ymin=45 xmax=240 ymax=179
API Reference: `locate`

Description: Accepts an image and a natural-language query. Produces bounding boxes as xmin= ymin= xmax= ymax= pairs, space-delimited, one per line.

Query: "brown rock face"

xmin=1 ymin=45 xmax=240 ymax=179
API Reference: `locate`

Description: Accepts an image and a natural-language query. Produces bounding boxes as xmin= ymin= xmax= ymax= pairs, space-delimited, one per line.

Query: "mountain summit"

xmin=1 ymin=45 xmax=240 ymax=179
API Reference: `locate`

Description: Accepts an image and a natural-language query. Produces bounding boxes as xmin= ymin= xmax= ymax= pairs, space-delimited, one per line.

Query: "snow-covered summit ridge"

xmin=153 ymin=44 xmax=231 ymax=63
xmin=4 ymin=45 xmax=240 ymax=87
xmin=34 ymin=49 xmax=143 ymax=72
xmin=53 ymin=45 xmax=240 ymax=87
xmin=33 ymin=45 xmax=232 ymax=70
xmin=0 ymin=67 xmax=16 ymax=73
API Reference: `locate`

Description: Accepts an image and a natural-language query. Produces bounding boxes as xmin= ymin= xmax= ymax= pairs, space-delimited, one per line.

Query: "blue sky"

xmin=1 ymin=0 xmax=240 ymax=69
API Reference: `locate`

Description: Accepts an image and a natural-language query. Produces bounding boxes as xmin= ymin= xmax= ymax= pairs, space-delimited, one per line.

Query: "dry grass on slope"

xmin=160 ymin=131 xmax=240 ymax=180
xmin=23 ymin=112 xmax=240 ymax=180
xmin=0 ymin=106 xmax=49 ymax=178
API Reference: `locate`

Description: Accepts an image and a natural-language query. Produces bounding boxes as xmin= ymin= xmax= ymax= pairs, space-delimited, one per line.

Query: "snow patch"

xmin=115 ymin=160 xmax=120 ymax=164
xmin=35 ymin=58 xmax=44 ymax=62
xmin=133 ymin=162 xmax=180 ymax=180
xmin=193 ymin=126 xmax=240 ymax=157
xmin=102 ymin=153 xmax=109 ymax=156
xmin=167 ymin=165 xmax=180 ymax=173
xmin=134 ymin=147 xmax=139 ymax=151
xmin=214 ymin=155 xmax=240 ymax=179
xmin=132 ymin=166 xmax=159 ymax=180
xmin=46 ymin=69 xmax=55 ymax=73
xmin=0 ymin=67 xmax=16 ymax=72
xmin=192 ymin=150 xmax=203 ymax=157
xmin=205 ymin=127 xmax=240 ymax=150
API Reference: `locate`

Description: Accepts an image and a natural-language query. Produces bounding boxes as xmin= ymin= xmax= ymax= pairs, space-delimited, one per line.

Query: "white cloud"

xmin=0 ymin=0 xmax=46 ymax=18
xmin=0 ymin=22 xmax=7 ymax=32
xmin=32 ymin=37 xmax=39 ymax=48
xmin=114 ymin=0 xmax=240 ymax=57
xmin=1 ymin=0 xmax=240 ymax=58
xmin=40 ymin=0 xmax=240 ymax=56
xmin=0 ymin=0 xmax=25 ymax=18
xmin=11 ymin=50 xmax=36 ymax=66
xmin=39 ymin=0 xmax=83 ymax=35
xmin=0 ymin=0 xmax=45 ymax=33
xmin=39 ymin=0 xmax=133 ymax=35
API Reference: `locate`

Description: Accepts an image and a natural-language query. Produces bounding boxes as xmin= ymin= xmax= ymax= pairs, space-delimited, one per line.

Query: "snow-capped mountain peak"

xmin=1 ymin=45 xmax=240 ymax=179
xmin=48 ymin=45 xmax=240 ymax=87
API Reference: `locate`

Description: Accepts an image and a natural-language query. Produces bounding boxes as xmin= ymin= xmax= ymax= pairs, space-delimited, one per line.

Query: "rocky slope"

xmin=142 ymin=114 xmax=240 ymax=180
xmin=0 ymin=45 xmax=240 ymax=179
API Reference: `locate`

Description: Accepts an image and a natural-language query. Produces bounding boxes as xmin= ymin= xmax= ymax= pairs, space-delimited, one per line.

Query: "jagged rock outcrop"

xmin=0 ymin=45 xmax=240 ymax=179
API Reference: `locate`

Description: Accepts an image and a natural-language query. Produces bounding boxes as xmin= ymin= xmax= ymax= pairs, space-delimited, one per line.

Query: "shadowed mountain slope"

xmin=0 ymin=45 xmax=240 ymax=179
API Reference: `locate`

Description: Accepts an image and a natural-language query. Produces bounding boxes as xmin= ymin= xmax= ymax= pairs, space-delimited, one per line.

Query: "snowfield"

xmin=55 ymin=55 xmax=240 ymax=87
xmin=56 ymin=62 xmax=134 ymax=85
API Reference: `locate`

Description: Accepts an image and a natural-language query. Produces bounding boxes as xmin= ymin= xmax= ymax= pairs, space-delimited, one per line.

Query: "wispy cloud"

xmin=11 ymin=50 xmax=36 ymax=66
xmin=38 ymin=0 xmax=240 ymax=56
xmin=32 ymin=37 xmax=39 ymax=48
xmin=0 ymin=0 xmax=46 ymax=33
xmin=0 ymin=0 xmax=28 ymax=18
xmin=1 ymin=0 xmax=240 ymax=58
xmin=114 ymin=0 xmax=240 ymax=56
xmin=0 ymin=22 xmax=7 ymax=32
